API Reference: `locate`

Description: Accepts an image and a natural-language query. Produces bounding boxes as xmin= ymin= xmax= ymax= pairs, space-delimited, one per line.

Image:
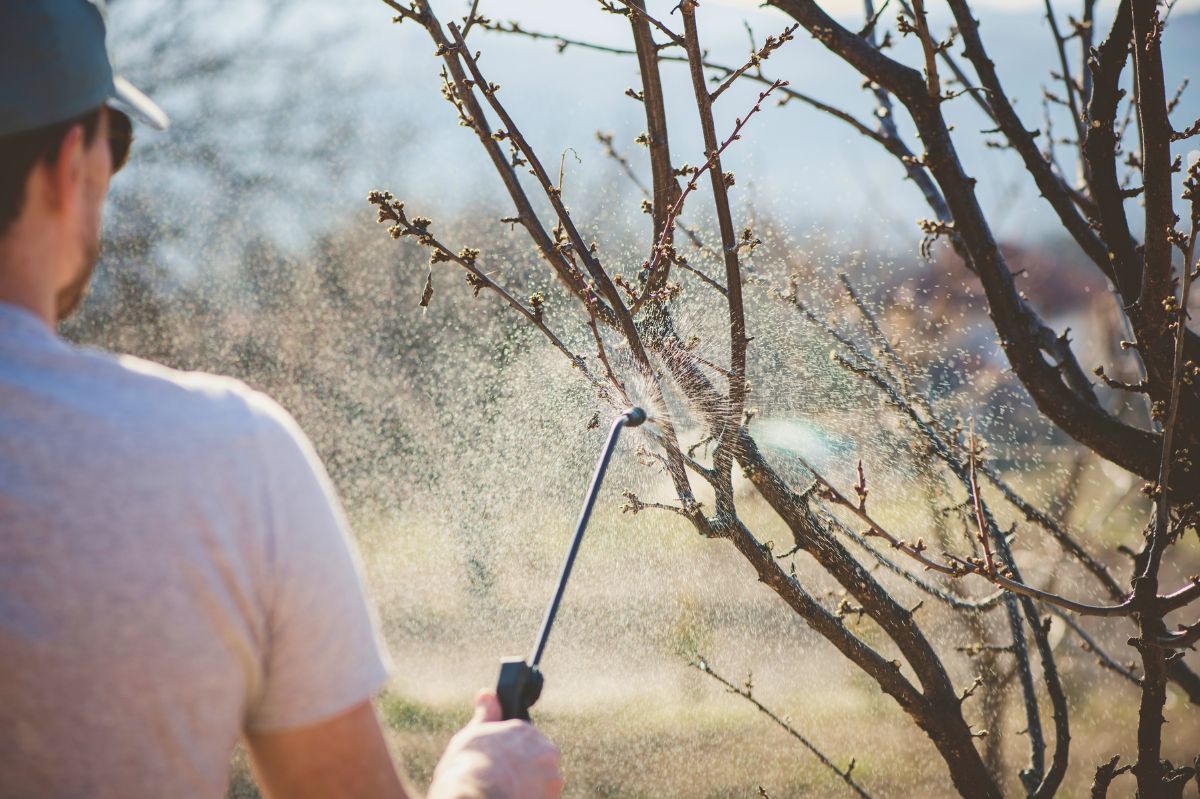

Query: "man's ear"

xmin=43 ymin=124 xmax=89 ymax=214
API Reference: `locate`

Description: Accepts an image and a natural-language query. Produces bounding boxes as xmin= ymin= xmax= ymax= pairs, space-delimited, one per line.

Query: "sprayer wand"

xmin=496 ymin=406 xmax=647 ymax=721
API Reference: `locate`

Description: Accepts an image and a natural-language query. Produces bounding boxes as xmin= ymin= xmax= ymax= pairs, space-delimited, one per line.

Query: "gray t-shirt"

xmin=0 ymin=302 xmax=391 ymax=798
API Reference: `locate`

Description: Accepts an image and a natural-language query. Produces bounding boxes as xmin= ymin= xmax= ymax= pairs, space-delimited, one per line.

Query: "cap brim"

xmin=111 ymin=75 xmax=169 ymax=131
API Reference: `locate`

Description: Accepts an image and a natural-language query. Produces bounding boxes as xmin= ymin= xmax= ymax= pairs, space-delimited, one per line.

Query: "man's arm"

xmin=245 ymin=692 xmax=563 ymax=799
xmin=246 ymin=700 xmax=410 ymax=799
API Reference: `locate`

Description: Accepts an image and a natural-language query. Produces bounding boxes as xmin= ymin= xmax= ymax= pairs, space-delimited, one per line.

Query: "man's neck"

xmin=0 ymin=227 xmax=65 ymax=330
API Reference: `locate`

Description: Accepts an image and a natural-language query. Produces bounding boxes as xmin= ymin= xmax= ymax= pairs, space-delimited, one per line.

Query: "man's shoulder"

xmin=71 ymin=347 xmax=298 ymax=444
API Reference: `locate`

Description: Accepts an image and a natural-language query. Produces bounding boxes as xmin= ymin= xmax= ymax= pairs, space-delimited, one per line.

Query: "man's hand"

xmin=427 ymin=691 xmax=563 ymax=799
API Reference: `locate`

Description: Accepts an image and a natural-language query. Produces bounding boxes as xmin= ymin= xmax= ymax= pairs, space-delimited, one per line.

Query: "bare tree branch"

xmin=769 ymin=0 xmax=1180 ymax=493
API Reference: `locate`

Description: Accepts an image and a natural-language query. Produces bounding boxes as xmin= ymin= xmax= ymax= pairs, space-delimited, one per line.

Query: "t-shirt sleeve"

xmin=241 ymin=393 xmax=392 ymax=732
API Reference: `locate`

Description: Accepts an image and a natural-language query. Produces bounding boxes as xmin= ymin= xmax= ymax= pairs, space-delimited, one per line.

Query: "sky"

xmin=107 ymin=0 xmax=1200 ymax=262
xmin=347 ymin=1 xmax=1200 ymax=246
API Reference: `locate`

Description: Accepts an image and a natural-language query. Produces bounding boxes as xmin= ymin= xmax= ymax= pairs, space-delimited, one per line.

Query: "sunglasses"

xmin=106 ymin=106 xmax=133 ymax=174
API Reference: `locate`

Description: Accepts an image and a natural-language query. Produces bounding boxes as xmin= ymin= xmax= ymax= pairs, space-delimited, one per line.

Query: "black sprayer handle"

xmin=497 ymin=657 xmax=544 ymax=721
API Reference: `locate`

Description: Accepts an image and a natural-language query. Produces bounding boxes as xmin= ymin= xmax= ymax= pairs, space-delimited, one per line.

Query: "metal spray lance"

xmin=495 ymin=406 xmax=647 ymax=721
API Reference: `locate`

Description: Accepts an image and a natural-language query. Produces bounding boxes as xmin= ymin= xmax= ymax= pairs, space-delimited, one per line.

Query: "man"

xmin=0 ymin=2 xmax=563 ymax=797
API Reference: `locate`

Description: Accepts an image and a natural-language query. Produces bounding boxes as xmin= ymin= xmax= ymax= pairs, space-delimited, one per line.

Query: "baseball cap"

xmin=0 ymin=0 xmax=169 ymax=137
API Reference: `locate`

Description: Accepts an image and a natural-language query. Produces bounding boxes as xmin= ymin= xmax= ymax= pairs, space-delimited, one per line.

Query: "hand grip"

xmin=496 ymin=658 xmax=544 ymax=721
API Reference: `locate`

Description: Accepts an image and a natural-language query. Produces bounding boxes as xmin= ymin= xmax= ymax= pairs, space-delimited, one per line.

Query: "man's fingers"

xmin=472 ymin=690 xmax=502 ymax=724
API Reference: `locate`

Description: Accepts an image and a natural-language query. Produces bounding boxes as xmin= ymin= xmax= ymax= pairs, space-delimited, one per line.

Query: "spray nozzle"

xmin=621 ymin=407 xmax=647 ymax=428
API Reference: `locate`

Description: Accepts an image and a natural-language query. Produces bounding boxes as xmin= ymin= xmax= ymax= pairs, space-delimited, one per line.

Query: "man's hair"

xmin=0 ymin=109 xmax=103 ymax=236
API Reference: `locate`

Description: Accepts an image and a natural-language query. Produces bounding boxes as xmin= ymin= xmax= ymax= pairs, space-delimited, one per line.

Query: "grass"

xmin=225 ymin=481 xmax=1200 ymax=798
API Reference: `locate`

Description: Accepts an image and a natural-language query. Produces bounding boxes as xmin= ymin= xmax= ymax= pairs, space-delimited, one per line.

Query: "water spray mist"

xmin=495 ymin=406 xmax=647 ymax=722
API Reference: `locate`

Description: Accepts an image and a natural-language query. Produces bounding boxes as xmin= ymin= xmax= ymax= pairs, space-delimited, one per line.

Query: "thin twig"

xmin=460 ymin=0 xmax=483 ymax=39
xmin=588 ymin=310 xmax=631 ymax=405
xmin=367 ymin=191 xmax=606 ymax=393
xmin=691 ymin=657 xmax=873 ymax=799
xmin=380 ymin=0 xmax=424 ymax=24
xmin=1042 ymin=0 xmax=1087 ymax=171
xmin=709 ymin=23 xmax=798 ymax=103
xmin=968 ymin=420 xmax=997 ymax=576
xmin=608 ymin=0 xmax=684 ymax=46
xmin=1046 ymin=606 xmax=1142 ymax=686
